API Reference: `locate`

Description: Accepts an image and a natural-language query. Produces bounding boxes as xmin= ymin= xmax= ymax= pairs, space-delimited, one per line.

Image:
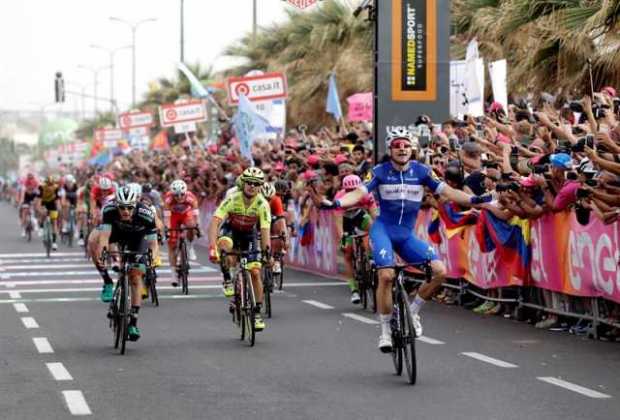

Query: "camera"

xmin=585 ymin=179 xmax=598 ymax=187
xmin=534 ymin=164 xmax=548 ymax=174
xmin=569 ymin=101 xmax=584 ymax=113
xmin=566 ymin=171 xmax=579 ymax=181
xmin=576 ymin=188 xmax=592 ymax=199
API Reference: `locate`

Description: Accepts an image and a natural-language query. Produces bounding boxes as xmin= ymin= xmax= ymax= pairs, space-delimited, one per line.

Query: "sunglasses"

xmin=246 ymin=181 xmax=262 ymax=187
xmin=118 ymin=205 xmax=135 ymax=211
xmin=390 ymin=141 xmax=412 ymax=150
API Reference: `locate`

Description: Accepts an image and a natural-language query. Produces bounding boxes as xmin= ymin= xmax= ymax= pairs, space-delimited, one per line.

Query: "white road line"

xmin=342 ymin=312 xmax=379 ymax=325
xmin=460 ymin=352 xmax=518 ymax=368
xmin=62 ymin=390 xmax=92 ymax=416
xmin=1 ymin=276 xmax=220 ymax=287
xmin=33 ymin=337 xmax=54 ymax=353
xmin=46 ymin=363 xmax=73 ymax=381
xmin=302 ymin=300 xmax=334 ymax=309
xmin=537 ymin=377 xmax=612 ymax=399
xmin=8 ymin=291 xmax=21 ymax=299
xmin=0 ymin=262 xmax=198 ymax=270
xmin=21 ymin=317 xmax=39 ymax=328
xmin=2 ymin=267 xmax=215 ymax=278
xmin=0 ymin=257 xmax=170 ymax=264
xmin=0 ymin=252 xmax=85 ymax=258
xmin=13 ymin=303 xmax=29 ymax=313
xmin=416 ymin=336 xmax=445 ymax=345
xmin=0 ymin=281 xmax=345 ymax=295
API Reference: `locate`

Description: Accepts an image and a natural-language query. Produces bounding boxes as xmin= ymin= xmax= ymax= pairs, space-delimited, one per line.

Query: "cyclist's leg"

xmin=370 ymin=219 xmax=397 ymax=314
xmin=167 ymin=212 xmax=181 ymax=269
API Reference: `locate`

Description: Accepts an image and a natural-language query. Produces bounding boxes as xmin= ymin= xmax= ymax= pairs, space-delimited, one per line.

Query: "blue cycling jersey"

xmin=365 ymin=161 xmax=444 ymax=229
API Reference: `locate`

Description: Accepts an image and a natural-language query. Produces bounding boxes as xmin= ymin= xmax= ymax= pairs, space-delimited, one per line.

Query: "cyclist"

xmin=89 ymin=176 xmax=116 ymax=226
xmin=208 ymin=167 xmax=272 ymax=331
xmin=60 ymin=174 xmax=79 ymax=238
xmin=36 ymin=175 xmax=61 ymax=250
xmin=333 ymin=174 xmax=378 ymax=304
xmin=325 ymin=128 xmax=490 ymax=352
xmin=76 ymin=179 xmax=91 ymax=247
xmin=163 ymin=180 xmax=200 ymax=287
xmin=19 ymin=173 xmax=39 ymax=237
xmin=141 ymin=183 xmax=162 ymax=216
xmin=261 ymin=182 xmax=289 ymax=274
xmin=93 ymin=186 xmax=158 ymax=341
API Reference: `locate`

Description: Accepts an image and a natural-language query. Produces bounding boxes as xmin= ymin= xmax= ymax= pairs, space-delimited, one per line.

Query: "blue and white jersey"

xmin=365 ymin=161 xmax=445 ymax=228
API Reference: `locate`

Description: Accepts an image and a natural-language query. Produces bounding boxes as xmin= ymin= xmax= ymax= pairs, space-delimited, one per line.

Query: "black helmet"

xmin=143 ymin=183 xmax=152 ymax=193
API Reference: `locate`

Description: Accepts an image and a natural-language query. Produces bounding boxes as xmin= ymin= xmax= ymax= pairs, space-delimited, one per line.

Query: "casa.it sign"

xmin=158 ymin=100 xmax=207 ymax=127
xmin=118 ymin=111 xmax=154 ymax=130
xmin=227 ymin=72 xmax=288 ymax=105
xmin=283 ymin=0 xmax=321 ymax=10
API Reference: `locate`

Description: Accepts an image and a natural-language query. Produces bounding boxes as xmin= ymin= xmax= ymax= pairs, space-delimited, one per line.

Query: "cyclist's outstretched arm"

xmin=334 ymin=186 xmax=366 ymax=208
xmin=208 ymin=216 xmax=223 ymax=249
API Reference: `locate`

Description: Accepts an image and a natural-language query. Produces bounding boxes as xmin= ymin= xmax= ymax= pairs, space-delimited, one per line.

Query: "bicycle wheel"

xmin=358 ymin=253 xmax=369 ymax=310
xmin=119 ymin=275 xmax=129 ymax=355
xmin=43 ymin=220 xmax=52 ymax=258
xmin=401 ymin=285 xmax=417 ymax=385
xmin=179 ymin=240 xmax=189 ymax=295
xmin=391 ymin=287 xmax=403 ymax=376
xmin=276 ymin=258 xmax=284 ymax=290
xmin=263 ymin=267 xmax=272 ymax=319
xmin=67 ymin=213 xmax=74 ymax=248
xmin=112 ymin=285 xmax=122 ymax=349
xmin=243 ymin=270 xmax=256 ymax=347
xmin=148 ymin=268 xmax=159 ymax=307
xmin=25 ymin=221 xmax=32 ymax=242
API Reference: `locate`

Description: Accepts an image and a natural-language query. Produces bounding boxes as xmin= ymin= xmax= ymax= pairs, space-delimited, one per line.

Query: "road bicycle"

xmin=21 ymin=204 xmax=34 ymax=242
xmin=166 ymin=226 xmax=200 ymax=295
xmin=61 ymin=205 xmax=76 ymax=247
xmin=349 ymin=232 xmax=376 ymax=312
xmin=41 ymin=211 xmax=54 ymax=258
xmin=388 ymin=261 xmax=432 ymax=385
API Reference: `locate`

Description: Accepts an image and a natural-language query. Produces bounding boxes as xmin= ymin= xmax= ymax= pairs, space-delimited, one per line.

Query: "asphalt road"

xmin=0 ymin=201 xmax=619 ymax=420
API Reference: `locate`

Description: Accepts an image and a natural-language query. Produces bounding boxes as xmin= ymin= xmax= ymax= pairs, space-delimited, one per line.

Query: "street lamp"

xmin=109 ymin=16 xmax=158 ymax=108
xmin=90 ymin=44 xmax=131 ymax=112
xmin=77 ymin=64 xmax=109 ymax=115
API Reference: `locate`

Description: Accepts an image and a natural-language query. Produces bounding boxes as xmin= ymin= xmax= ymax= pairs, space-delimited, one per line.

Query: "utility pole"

xmin=180 ymin=0 xmax=185 ymax=63
xmin=90 ymin=45 xmax=131 ymax=112
xmin=253 ymin=0 xmax=257 ymax=44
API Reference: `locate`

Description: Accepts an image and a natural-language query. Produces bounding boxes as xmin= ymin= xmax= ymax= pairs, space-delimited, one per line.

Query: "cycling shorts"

xmin=219 ymin=224 xmax=261 ymax=269
xmin=370 ymin=218 xmax=438 ymax=268
xmin=168 ymin=211 xmax=195 ymax=246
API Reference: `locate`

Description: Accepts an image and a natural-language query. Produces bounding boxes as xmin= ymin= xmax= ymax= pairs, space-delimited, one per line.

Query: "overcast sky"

xmin=0 ymin=0 xmax=295 ymax=114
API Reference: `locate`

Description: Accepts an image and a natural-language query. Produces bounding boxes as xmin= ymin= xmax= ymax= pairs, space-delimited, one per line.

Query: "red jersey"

xmin=90 ymin=185 xmax=116 ymax=208
xmin=164 ymin=191 xmax=198 ymax=214
xmin=269 ymin=196 xmax=285 ymax=218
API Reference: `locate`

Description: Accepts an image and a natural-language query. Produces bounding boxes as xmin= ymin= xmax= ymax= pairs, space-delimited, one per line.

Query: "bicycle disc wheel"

xmin=402 ymin=291 xmax=417 ymax=385
xmin=119 ymin=277 xmax=129 ymax=355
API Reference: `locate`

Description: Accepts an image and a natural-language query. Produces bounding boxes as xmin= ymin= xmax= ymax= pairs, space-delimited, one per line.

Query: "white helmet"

xmin=385 ymin=127 xmax=419 ymax=150
xmin=99 ymin=176 xmax=113 ymax=190
xmin=170 ymin=179 xmax=187 ymax=196
xmin=128 ymin=182 xmax=142 ymax=196
xmin=115 ymin=185 xmax=138 ymax=206
xmin=65 ymin=174 xmax=76 ymax=185
xmin=261 ymin=182 xmax=276 ymax=199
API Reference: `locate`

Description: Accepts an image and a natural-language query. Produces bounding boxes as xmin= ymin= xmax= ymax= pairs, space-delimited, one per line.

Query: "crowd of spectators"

xmin=63 ymin=85 xmax=620 ymax=340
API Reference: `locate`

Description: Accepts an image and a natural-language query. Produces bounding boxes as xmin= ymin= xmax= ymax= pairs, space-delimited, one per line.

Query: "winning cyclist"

xmin=163 ymin=180 xmax=200 ymax=287
xmin=208 ymin=167 xmax=272 ymax=331
xmin=93 ymin=186 xmax=158 ymax=341
xmin=325 ymin=128 xmax=490 ymax=352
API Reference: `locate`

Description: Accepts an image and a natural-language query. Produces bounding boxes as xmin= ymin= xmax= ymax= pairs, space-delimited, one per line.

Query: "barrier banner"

xmin=530 ymin=212 xmax=620 ymax=303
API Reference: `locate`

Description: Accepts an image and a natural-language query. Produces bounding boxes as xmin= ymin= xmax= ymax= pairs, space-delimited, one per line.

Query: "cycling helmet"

xmin=142 ymin=183 xmax=152 ymax=193
xmin=549 ymin=153 xmax=573 ymax=170
xmin=274 ymin=180 xmax=290 ymax=195
xmin=342 ymin=174 xmax=362 ymax=190
xmin=115 ymin=186 xmax=138 ymax=206
xmin=240 ymin=167 xmax=265 ymax=185
xmin=128 ymin=182 xmax=142 ymax=196
xmin=235 ymin=176 xmax=243 ymax=189
xmin=261 ymin=182 xmax=276 ymax=199
xmin=46 ymin=175 xmax=55 ymax=184
xmin=385 ymin=127 xmax=419 ymax=150
xmin=99 ymin=176 xmax=113 ymax=190
xmin=65 ymin=174 xmax=76 ymax=185
xmin=170 ymin=179 xmax=187 ymax=196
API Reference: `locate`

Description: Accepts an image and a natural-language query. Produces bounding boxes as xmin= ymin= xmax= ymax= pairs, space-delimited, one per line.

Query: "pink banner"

xmin=346 ymin=92 xmax=373 ymax=122
xmin=530 ymin=211 xmax=620 ymax=303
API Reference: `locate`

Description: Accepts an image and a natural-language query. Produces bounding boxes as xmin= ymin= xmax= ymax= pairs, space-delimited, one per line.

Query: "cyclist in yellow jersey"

xmin=208 ymin=167 xmax=272 ymax=331
xmin=36 ymin=175 xmax=61 ymax=250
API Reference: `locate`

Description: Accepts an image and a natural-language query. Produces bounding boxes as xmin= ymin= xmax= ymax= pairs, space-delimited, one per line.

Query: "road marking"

xmin=8 ymin=291 xmax=21 ymax=299
xmin=46 ymin=363 xmax=73 ymax=381
xmin=460 ymin=352 xmax=518 ymax=368
xmin=537 ymin=377 xmax=612 ymax=399
xmin=33 ymin=337 xmax=54 ymax=353
xmin=1 ymin=267 xmax=216 ymax=278
xmin=0 ymin=257 xmax=170 ymax=264
xmin=21 ymin=317 xmax=39 ymax=328
xmin=13 ymin=303 xmax=28 ymax=313
xmin=0 ymin=262 xmax=199 ymax=270
xmin=0 ymin=252 xmax=85 ymax=258
xmin=0 ymin=282 xmax=345 ymax=296
xmin=1 ymin=275 xmax=221 ymax=287
xmin=302 ymin=300 xmax=334 ymax=309
xmin=342 ymin=313 xmax=379 ymax=325
xmin=416 ymin=336 xmax=445 ymax=345
xmin=62 ymin=390 xmax=92 ymax=415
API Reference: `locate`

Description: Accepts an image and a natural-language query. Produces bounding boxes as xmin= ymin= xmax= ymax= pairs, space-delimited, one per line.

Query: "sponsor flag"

xmin=150 ymin=129 xmax=170 ymax=151
xmin=232 ymin=94 xmax=269 ymax=163
xmin=326 ymin=72 xmax=343 ymax=120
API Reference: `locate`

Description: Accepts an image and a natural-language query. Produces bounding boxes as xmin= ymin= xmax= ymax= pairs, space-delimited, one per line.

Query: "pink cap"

xmin=601 ymin=86 xmax=617 ymax=97
xmin=307 ymin=154 xmax=320 ymax=166
xmin=274 ymin=161 xmax=285 ymax=172
xmin=302 ymin=170 xmax=318 ymax=181
xmin=335 ymin=154 xmax=348 ymax=165
xmin=207 ymin=144 xmax=218 ymax=154
xmin=489 ymin=101 xmax=504 ymax=113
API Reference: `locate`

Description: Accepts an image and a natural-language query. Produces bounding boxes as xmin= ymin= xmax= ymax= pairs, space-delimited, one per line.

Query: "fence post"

xmin=591 ymin=297 xmax=600 ymax=340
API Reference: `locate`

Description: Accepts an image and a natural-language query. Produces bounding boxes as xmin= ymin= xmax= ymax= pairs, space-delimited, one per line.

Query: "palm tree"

xmin=223 ymin=0 xmax=373 ymax=129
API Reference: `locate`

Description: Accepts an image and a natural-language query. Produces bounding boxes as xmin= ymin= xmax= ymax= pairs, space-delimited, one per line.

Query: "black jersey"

xmin=101 ymin=202 xmax=157 ymax=247
xmin=64 ymin=184 xmax=79 ymax=204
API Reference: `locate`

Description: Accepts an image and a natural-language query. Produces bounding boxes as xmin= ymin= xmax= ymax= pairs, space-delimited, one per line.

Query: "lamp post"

xmin=109 ymin=16 xmax=158 ymax=108
xmin=77 ymin=65 xmax=108 ymax=115
xmin=90 ymin=44 xmax=131 ymax=112
xmin=180 ymin=0 xmax=185 ymax=63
